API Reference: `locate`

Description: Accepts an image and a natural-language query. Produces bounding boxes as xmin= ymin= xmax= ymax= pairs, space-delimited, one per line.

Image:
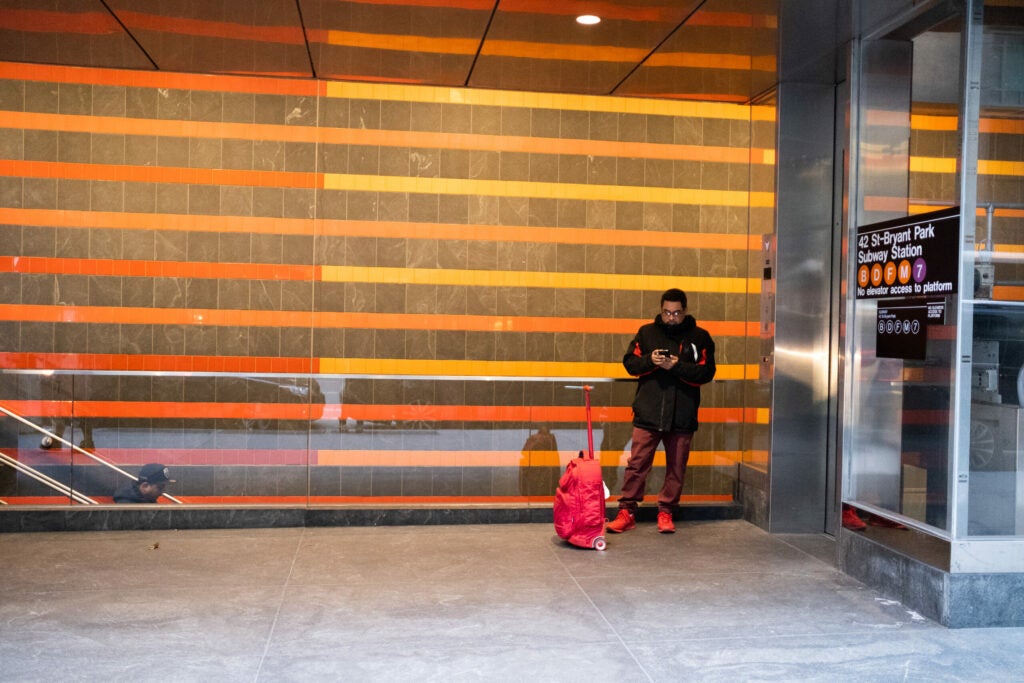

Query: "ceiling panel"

xmin=299 ymin=0 xmax=494 ymax=86
xmin=468 ymin=0 xmax=704 ymax=95
xmin=0 ymin=0 xmax=779 ymax=103
xmin=617 ymin=0 xmax=778 ymax=102
xmin=0 ymin=0 xmax=153 ymax=70
xmin=106 ymin=0 xmax=313 ymax=78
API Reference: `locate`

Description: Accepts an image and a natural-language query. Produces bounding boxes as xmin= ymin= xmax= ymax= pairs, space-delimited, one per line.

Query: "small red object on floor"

xmin=842 ymin=506 xmax=867 ymax=530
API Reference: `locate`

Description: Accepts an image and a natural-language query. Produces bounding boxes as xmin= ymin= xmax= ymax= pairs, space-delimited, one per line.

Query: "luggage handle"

xmin=565 ymin=384 xmax=594 ymax=460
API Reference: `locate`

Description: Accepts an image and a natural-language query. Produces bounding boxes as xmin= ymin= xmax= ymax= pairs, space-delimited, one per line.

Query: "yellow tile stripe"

xmin=316 ymin=449 xmax=743 ymax=467
xmin=911 ymin=156 xmax=1024 ymax=177
xmin=912 ymin=112 xmax=1024 ymax=134
xmin=318 ymin=358 xmax=757 ymax=380
xmin=910 ymin=114 xmax=958 ymax=131
xmin=909 ymin=156 xmax=957 ymax=174
xmin=751 ymin=105 xmax=776 ymax=122
xmin=323 ymin=173 xmax=775 ymax=208
xmin=324 ymin=81 xmax=756 ymax=119
xmin=320 ymin=265 xmax=760 ymax=295
xmin=980 ymin=160 xmax=1024 ymax=177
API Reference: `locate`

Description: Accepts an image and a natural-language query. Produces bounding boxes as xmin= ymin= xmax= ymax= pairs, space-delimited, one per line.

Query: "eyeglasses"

xmin=661 ymin=309 xmax=684 ymax=318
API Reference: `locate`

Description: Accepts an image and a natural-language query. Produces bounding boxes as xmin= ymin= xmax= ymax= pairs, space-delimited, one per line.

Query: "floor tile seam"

xmin=252 ymin=527 xmax=308 ymax=683
xmin=549 ymin=545 xmax=657 ymax=683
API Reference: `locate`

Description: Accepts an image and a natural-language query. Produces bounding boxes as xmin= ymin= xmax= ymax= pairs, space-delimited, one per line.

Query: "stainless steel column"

xmin=764 ymin=0 xmax=844 ymax=532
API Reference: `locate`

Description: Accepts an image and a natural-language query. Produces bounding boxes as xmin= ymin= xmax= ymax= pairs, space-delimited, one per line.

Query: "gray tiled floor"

xmin=2 ymin=519 xmax=1024 ymax=681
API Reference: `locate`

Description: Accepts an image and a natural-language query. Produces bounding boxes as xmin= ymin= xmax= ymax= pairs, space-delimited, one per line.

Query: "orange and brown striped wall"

xmin=0 ymin=61 xmax=772 ymax=505
xmin=908 ymin=107 xmax=1024 ymax=301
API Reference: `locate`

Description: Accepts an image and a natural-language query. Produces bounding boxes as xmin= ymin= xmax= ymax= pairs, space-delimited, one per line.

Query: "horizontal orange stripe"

xmin=910 ymin=205 xmax=1024 ymax=221
xmin=0 ymin=353 xmax=758 ymax=380
xmin=0 ymin=257 xmax=317 ymax=282
xmin=3 ymin=400 xmax=756 ymax=424
xmin=207 ymin=496 xmax=529 ymax=505
xmin=1 ymin=111 xmax=325 ymax=145
xmin=0 ymin=160 xmax=319 ymax=189
xmin=0 ymin=494 xmax=735 ymax=506
xmin=0 ymin=61 xmax=324 ymax=97
xmin=989 ymin=208 xmax=1024 ymax=219
xmin=2 ymin=400 xmax=321 ymax=421
xmin=317 ymin=449 xmax=740 ymax=468
xmin=912 ymin=113 xmax=1024 ymax=135
xmin=0 ymin=208 xmax=762 ymax=251
xmin=0 ymin=497 xmax=76 ymax=505
xmin=0 ymin=111 xmax=770 ymax=166
xmin=910 ymin=114 xmax=957 ymax=132
xmin=993 ymin=285 xmax=1024 ymax=301
xmin=0 ymin=353 xmax=315 ymax=373
xmin=0 ymin=306 xmax=757 ymax=337
xmin=338 ymin=404 xmax=755 ymax=424
xmin=981 ymin=119 xmax=1024 ymax=135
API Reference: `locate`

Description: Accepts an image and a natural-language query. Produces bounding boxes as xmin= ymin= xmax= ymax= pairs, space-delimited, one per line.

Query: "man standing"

xmin=607 ymin=288 xmax=716 ymax=534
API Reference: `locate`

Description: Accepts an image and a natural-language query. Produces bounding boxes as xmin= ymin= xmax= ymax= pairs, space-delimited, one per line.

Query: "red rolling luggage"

xmin=553 ymin=385 xmax=607 ymax=551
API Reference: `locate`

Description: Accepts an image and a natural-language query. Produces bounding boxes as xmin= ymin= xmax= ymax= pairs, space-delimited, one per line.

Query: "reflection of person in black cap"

xmin=113 ymin=463 xmax=176 ymax=503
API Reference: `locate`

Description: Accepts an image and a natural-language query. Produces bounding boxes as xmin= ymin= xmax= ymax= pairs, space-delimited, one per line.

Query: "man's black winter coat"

xmin=622 ymin=314 xmax=716 ymax=433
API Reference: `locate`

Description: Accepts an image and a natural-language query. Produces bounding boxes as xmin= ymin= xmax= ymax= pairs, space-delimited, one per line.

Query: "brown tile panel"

xmin=0 ymin=66 xmax=765 ymax=497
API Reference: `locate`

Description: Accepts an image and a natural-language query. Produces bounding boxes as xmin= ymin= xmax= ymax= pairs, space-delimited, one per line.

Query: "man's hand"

xmin=653 ymin=350 xmax=677 ymax=369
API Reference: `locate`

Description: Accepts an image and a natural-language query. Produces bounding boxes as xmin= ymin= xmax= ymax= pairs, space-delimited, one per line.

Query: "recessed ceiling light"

xmin=576 ymin=15 xmax=601 ymax=25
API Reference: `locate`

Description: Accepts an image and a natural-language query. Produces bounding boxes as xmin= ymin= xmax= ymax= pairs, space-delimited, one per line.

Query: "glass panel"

xmin=966 ymin=3 xmax=1024 ymax=537
xmin=1 ymin=372 xmax=741 ymax=507
xmin=847 ymin=18 xmax=965 ymax=533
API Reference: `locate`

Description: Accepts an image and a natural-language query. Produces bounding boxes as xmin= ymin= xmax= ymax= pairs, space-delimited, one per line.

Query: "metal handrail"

xmin=0 ymin=451 xmax=96 ymax=505
xmin=0 ymin=403 xmax=184 ymax=505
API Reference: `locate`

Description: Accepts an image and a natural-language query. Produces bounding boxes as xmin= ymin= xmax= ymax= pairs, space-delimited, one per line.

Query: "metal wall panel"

xmin=768 ymin=80 xmax=836 ymax=532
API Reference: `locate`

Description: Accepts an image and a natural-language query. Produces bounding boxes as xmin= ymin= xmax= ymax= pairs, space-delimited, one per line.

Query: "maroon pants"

xmin=617 ymin=427 xmax=693 ymax=513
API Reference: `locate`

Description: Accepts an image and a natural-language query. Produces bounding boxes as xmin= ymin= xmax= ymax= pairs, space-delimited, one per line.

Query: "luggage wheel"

xmin=592 ymin=536 xmax=607 ymax=551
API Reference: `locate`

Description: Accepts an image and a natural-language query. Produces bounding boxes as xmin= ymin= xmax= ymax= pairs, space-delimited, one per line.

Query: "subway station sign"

xmin=855 ymin=207 xmax=960 ymax=299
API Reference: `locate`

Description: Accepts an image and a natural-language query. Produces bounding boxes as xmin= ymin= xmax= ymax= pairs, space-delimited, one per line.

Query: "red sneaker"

xmin=842 ymin=507 xmax=867 ymax=531
xmin=657 ymin=511 xmax=675 ymax=534
xmin=606 ymin=509 xmax=636 ymax=533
